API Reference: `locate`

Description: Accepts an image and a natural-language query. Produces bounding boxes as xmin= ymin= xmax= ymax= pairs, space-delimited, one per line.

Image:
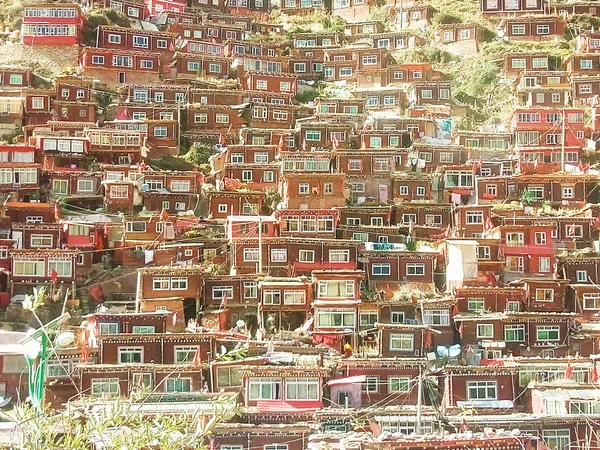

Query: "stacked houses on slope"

xmin=4 ymin=0 xmax=600 ymax=447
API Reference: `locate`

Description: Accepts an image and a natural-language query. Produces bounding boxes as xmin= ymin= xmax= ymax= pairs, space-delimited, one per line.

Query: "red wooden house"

xmin=21 ymin=3 xmax=85 ymax=46
xmin=0 ymin=68 xmax=32 ymax=88
xmin=169 ymin=52 xmax=231 ymax=80
xmin=280 ymin=173 xmax=347 ymax=210
xmin=497 ymin=16 xmax=566 ymax=41
xmin=481 ymin=0 xmax=545 ymax=14
xmin=207 ymin=191 xmax=266 ymax=219
xmin=144 ymin=0 xmax=187 ymax=15
xmin=100 ymin=0 xmax=146 ymax=19
xmin=96 ymin=26 xmax=178 ymax=65
xmin=240 ymin=71 xmax=298 ymax=95
xmin=10 ymin=249 xmax=78 ymax=299
xmin=312 ymin=269 xmax=364 ymax=349
xmin=79 ymin=47 xmax=162 ymax=89
xmin=23 ymin=89 xmax=54 ymax=125
xmin=275 ymin=209 xmax=337 ymax=239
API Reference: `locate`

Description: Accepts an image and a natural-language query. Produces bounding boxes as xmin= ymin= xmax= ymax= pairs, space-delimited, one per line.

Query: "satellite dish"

xmin=0 ymin=397 xmax=11 ymax=408
xmin=56 ymin=331 xmax=75 ymax=348
xmin=436 ymin=344 xmax=461 ymax=358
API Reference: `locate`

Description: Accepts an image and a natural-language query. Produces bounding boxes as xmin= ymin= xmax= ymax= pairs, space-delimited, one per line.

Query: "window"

xmin=576 ymin=270 xmax=588 ymax=282
xmin=284 ymin=291 xmax=305 ymax=305
xmin=299 ymin=250 xmax=315 ymax=263
xmin=271 ymin=248 xmax=287 ymax=263
xmin=466 ymin=212 xmax=483 ymax=224
xmin=243 ymin=248 xmax=260 ymax=262
xmin=362 ymin=55 xmax=377 ymax=65
xmin=329 ymin=250 xmax=350 ymax=263
xmin=9 ymin=74 xmax=23 ymax=85
xmin=467 ymin=381 xmax=497 ymax=400
xmin=280 ymin=82 xmax=291 ymax=92
xmin=132 ymin=35 xmax=149 ymax=48
xmin=249 ymin=378 xmax=281 ymax=400
xmin=213 ymin=286 xmax=234 ymax=301
xmin=78 ymin=179 xmax=94 ymax=192
xmin=52 ymin=179 xmax=68 ymax=195
xmin=340 ymin=67 xmax=352 ymax=77
xmin=505 ymin=325 xmax=525 ymax=342
xmin=360 ymin=312 xmax=378 ymax=328
xmin=389 ymin=377 xmax=411 ymax=392
xmin=132 ymin=326 xmax=155 ymax=334
xmin=243 ymin=282 xmax=258 ymax=299
xmin=507 ymin=301 xmax=520 ymax=312
xmin=535 ymin=288 xmax=554 ymax=302
xmin=170 ymin=180 xmax=190 ymax=192
xmin=416 ymin=187 xmax=425 ymax=196
xmin=512 ymin=24 xmax=526 ymax=35
xmin=92 ymin=55 xmax=105 ymax=65
xmin=299 ymin=183 xmax=310 ymax=194
xmin=171 ymin=277 xmax=188 ymax=290
xmin=99 ymin=322 xmax=119 ymax=334
xmin=459 ymin=29 xmax=471 ymax=39
xmin=31 ymin=234 xmax=53 ymax=248
xmin=91 ymin=378 xmax=119 ymax=397
xmin=581 ymin=60 xmax=593 ymax=69
xmin=537 ymin=325 xmax=560 ymax=341
xmin=566 ymin=224 xmax=583 ymax=238
xmin=543 ymin=430 xmax=571 ymax=450
xmin=391 ymin=312 xmax=405 ymax=324
xmin=389 ymin=333 xmax=414 ymax=351
xmin=31 ymin=97 xmax=44 ymax=110
xmin=305 ymin=130 xmax=321 ymax=141
xmin=317 ymin=308 xmax=355 ymax=327
xmin=215 ymin=114 xmax=229 ymax=124
xmin=118 ymin=347 xmax=143 ymax=363
xmin=535 ymin=232 xmax=547 ymax=245
xmin=506 ymin=232 xmax=524 ymax=246
xmin=539 ymin=257 xmax=551 ymax=273
xmin=562 ymin=187 xmax=574 ymax=199
xmin=537 ymin=25 xmax=550 ymax=35
xmin=174 ymin=346 xmax=199 ymax=363
xmin=13 ymin=259 xmax=45 ymax=277
xmin=477 ymin=324 xmax=494 ymax=338
xmin=48 ymin=258 xmax=72 ymax=278
xmin=421 ymin=89 xmax=433 ymax=99
xmin=506 ymin=256 xmax=524 ymax=272
xmin=154 ymin=126 xmax=167 ymax=137
xmin=423 ymin=310 xmax=450 ymax=326
xmin=511 ymin=58 xmax=526 ymax=69
xmin=584 ymin=293 xmax=600 ymax=309
xmin=363 ymin=376 xmax=379 ymax=392
xmin=406 ymin=263 xmax=425 ymax=276
xmin=372 ymin=263 xmax=391 ymax=276
xmin=286 ymin=378 xmax=319 ymax=400
xmin=166 ymin=378 xmax=191 ymax=392
xmin=209 ymin=63 xmax=221 ymax=73
xmin=467 ymin=298 xmax=484 ymax=312
xmin=318 ymin=280 xmax=354 ymax=298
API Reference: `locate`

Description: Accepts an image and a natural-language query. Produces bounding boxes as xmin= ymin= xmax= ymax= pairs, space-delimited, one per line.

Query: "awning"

xmin=255 ymin=400 xmax=321 ymax=413
xmin=457 ymin=400 xmax=514 ymax=408
xmin=327 ymin=375 xmax=366 ymax=386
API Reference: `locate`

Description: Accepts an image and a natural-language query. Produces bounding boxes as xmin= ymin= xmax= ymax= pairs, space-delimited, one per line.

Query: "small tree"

xmin=183 ymin=143 xmax=218 ymax=166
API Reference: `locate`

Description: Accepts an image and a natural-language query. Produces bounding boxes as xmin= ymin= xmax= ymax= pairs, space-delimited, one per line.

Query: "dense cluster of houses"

xmin=4 ymin=0 xmax=600 ymax=447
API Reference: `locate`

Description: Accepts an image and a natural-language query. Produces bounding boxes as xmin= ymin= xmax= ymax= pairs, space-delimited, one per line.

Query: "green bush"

xmin=183 ymin=143 xmax=218 ymax=166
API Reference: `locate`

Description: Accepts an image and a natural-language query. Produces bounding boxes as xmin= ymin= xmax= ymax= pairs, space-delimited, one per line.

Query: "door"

xmin=379 ymin=184 xmax=388 ymax=202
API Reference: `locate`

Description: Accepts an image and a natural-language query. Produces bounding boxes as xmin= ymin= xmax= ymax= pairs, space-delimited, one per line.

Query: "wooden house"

xmin=21 ymin=3 xmax=85 ymax=46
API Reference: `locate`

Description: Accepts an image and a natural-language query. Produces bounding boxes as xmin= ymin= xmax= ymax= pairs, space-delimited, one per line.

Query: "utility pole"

xmin=416 ymin=366 xmax=423 ymax=434
xmin=258 ymin=215 xmax=263 ymax=274
xmin=561 ymin=108 xmax=566 ymax=172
